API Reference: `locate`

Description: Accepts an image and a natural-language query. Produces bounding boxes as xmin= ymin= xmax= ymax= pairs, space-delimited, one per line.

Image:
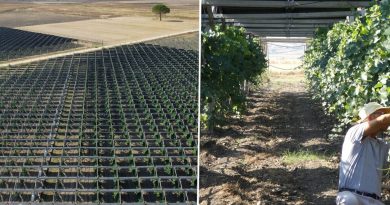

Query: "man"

xmin=337 ymin=102 xmax=390 ymax=205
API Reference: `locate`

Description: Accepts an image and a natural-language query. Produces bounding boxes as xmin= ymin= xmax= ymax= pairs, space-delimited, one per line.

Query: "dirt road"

xmin=200 ymin=71 xmax=390 ymax=204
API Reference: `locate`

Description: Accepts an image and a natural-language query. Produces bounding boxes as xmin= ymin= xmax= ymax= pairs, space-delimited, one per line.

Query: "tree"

xmin=152 ymin=4 xmax=170 ymax=21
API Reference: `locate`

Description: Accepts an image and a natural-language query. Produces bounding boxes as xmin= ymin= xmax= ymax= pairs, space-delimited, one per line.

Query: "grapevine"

xmin=303 ymin=1 xmax=390 ymax=126
xmin=201 ymin=25 xmax=267 ymax=130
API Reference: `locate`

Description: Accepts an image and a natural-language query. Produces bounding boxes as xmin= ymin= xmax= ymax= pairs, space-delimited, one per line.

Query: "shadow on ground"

xmin=200 ymin=72 xmax=352 ymax=205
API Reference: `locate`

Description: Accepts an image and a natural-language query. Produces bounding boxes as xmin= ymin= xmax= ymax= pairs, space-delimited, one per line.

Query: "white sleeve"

xmin=345 ymin=123 xmax=367 ymax=143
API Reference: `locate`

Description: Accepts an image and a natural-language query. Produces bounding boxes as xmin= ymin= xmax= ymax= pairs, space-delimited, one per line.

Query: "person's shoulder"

xmin=347 ymin=122 xmax=367 ymax=133
xmin=345 ymin=122 xmax=368 ymax=142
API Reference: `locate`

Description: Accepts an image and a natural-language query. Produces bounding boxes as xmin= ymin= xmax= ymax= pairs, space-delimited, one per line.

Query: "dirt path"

xmin=200 ymin=71 xmax=347 ymax=205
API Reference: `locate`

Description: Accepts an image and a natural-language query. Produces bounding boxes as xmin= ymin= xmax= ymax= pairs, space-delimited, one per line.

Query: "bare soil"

xmin=0 ymin=0 xmax=198 ymax=63
xmin=18 ymin=16 xmax=198 ymax=44
xmin=0 ymin=0 xmax=198 ymax=28
xmin=200 ymin=71 xmax=390 ymax=205
xmin=0 ymin=10 xmax=90 ymax=27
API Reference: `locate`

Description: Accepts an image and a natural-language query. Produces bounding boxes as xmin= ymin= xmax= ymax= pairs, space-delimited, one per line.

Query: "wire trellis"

xmin=145 ymin=32 xmax=199 ymax=51
xmin=0 ymin=27 xmax=80 ymax=62
xmin=0 ymin=42 xmax=198 ymax=204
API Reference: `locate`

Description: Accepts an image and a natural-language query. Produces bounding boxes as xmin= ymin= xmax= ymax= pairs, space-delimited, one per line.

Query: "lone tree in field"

xmin=152 ymin=4 xmax=170 ymax=21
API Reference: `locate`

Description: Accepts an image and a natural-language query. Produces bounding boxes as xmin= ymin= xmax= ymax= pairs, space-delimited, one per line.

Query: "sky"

xmin=267 ymin=42 xmax=306 ymax=60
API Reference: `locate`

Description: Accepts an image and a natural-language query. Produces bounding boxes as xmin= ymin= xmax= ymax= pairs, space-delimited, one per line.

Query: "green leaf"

xmin=302 ymin=2 xmax=389 ymax=124
xmin=384 ymin=27 xmax=390 ymax=36
xmin=375 ymin=82 xmax=384 ymax=89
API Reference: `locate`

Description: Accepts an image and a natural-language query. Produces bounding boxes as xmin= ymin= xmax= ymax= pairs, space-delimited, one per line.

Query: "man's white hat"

xmin=358 ymin=102 xmax=390 ymax=122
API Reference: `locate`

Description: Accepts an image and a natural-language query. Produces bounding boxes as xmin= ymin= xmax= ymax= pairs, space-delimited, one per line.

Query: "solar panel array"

xmin=0 ymin=27 xmax=79 ymax=61
xmin=0 ymin=42 xmax=198 ymax=204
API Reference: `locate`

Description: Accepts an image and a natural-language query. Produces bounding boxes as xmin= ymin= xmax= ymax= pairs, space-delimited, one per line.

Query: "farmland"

xmin=146 ymin=32 xmax=198 ymax=51
xmin=0 ymin=0 xmax=198 ymax=28
xmin=0 ymin=0 xmax=198 ymax=65
xmin=200 ymin=0 xmax=389 ymax=204
xmin=0 ymin=27 xmax=80 ymax=62
xmin=19 ymin=16 xmax=198 ymax=45
xmin=0 ymin=35 xmax=198 ymax=204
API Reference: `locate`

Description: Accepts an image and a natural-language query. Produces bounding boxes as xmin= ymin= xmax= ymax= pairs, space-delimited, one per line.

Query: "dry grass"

xmin=0 ymin=1 xmax=198 ymax=28
xmin=0 ymin=1 xmax=198 ymax=20
xmin=19 ymin=16 xmax=198 ymax=44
